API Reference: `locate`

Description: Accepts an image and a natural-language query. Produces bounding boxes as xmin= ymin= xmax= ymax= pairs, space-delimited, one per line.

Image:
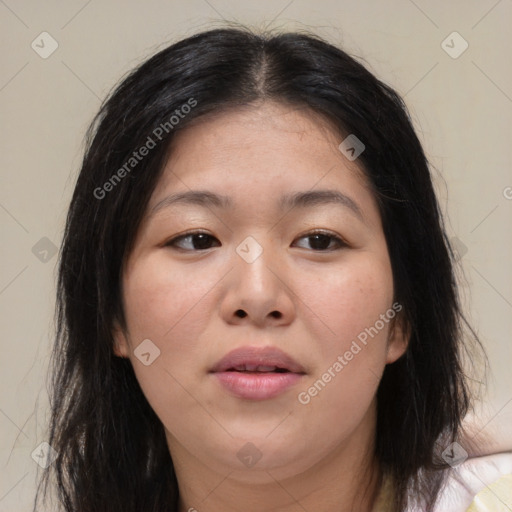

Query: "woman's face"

xmin=114 ymin=101 xmax=408 ymax=482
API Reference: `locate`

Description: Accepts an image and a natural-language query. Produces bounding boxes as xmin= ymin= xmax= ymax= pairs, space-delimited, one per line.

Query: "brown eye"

xmin=165 ymin=232 xmax=220 ymax=251
xmin=293 ymin=231 xmax=347 ymax=251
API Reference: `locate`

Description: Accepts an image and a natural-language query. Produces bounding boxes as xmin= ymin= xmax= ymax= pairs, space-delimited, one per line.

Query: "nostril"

xmin=235 ymin=310 xmax=247 ymax=318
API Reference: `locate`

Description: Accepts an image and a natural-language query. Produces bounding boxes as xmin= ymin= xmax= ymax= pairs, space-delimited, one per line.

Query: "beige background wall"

xmin=1 ymin=1 xmax=511 ymax=510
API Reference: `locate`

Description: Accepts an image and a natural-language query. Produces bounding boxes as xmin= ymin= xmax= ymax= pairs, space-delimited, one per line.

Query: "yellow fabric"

xmin=371 ymin=472 xmax=512 ymax=511
xmin=465 ymin=473 xmax=512 ymax=512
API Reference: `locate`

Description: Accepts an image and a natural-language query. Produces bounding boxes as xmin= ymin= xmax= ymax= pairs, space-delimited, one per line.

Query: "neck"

xmin=171 ymin=403 xmax=382 ymax=512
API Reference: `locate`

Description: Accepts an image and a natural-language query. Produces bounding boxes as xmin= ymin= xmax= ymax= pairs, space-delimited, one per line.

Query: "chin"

xmin=204 ymin=434 xmax=318 ymax=481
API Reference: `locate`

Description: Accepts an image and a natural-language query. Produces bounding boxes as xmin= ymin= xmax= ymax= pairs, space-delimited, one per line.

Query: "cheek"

xmin=293 ymin=254 xmax=394 ymax=422
xmin=298 ymin=252 xmax=394 ymax=360
xmin=120 ymin=257 xmax=221 ymax=433
xmin=121 ymin=255 xmax=230 ymax=412
xmin=123 ymin=255 xmax=218 ymax=349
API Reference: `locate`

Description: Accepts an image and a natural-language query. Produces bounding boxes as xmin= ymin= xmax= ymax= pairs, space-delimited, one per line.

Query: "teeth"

xmin=256 ymin=365 xmax=277 ymax=372
xmin=233 ymin=365 xmax=279 ymax=372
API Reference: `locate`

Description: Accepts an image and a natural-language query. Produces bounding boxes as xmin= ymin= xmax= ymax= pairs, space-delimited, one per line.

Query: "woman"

xmin=35 ymin=25 xmax=510 ymax=511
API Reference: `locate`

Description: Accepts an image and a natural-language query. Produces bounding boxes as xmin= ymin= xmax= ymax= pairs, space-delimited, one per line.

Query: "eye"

xmin=165 ymin=229 xmax=347 ymax=252
xmin=165 ymin=231 xmax=220 ymax=251
xmin=293 ymin=230 xmax=347 ymax=251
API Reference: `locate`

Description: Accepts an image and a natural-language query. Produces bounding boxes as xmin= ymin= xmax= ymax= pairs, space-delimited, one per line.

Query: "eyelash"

xmin=165 ymin=229 xmax=348 ymax=252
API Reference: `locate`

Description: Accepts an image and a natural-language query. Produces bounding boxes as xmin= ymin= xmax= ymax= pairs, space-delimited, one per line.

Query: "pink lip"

xmin=213 ymin=372 xmax=303 ymax=400
xmin=210 ymin=346 xmax=306 ymax=400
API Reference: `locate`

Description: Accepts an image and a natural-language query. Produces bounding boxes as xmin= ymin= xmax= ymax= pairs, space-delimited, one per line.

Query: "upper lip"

xmin=210 ymin=346 xmax=306 ymax=374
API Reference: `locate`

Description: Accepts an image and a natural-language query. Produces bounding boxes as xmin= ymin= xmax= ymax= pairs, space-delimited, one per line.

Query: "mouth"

xmin=210 ymin=346 xmax=306 ymax=374
xmin=210 ymin=346 xmax=306 ymax=400
xmin=225 ymin=364 xmax=292 ymax=374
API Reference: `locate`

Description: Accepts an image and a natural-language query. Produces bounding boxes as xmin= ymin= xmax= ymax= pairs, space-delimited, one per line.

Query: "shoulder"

xmin=432 ymin=451 xmax=512 ymax=512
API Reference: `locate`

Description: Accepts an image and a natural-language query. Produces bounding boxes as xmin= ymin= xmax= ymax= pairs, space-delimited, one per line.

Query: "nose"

xmin=220 ymin=239 xmax=295 ymax=328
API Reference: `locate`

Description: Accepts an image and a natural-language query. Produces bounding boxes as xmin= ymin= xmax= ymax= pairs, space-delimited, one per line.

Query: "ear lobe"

xmin=385 ymin=315 xmax=410 ymax=365
xmin=112 ymin=320 xmax=130 ymax=358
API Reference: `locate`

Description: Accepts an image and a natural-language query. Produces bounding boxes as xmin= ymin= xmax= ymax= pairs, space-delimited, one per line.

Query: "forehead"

xmin=148 ymin=101 xmax=373 ymax=211
xmin=167 ymin=101 xmax=350 ymax=164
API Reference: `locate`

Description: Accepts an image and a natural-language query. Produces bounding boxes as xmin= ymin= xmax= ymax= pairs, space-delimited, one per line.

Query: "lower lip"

xmin=212 ymin=371 xmax=303 ymax=400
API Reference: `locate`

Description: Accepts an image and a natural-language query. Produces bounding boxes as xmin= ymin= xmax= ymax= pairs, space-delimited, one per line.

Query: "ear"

xmin=112 ymin=319 xmax=130 ymax=358
xmin=385 ymin=312 xmax=410 ymax=365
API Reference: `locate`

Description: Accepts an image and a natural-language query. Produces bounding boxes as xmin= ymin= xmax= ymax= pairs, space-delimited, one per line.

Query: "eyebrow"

xmin=149 ymin=189 xmax=365 ymax=222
